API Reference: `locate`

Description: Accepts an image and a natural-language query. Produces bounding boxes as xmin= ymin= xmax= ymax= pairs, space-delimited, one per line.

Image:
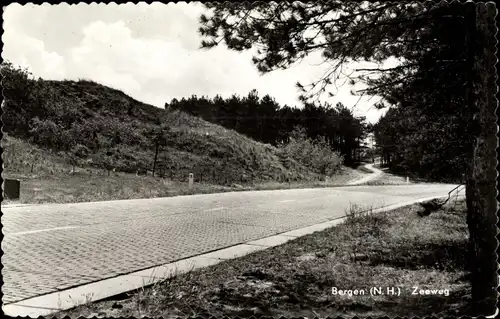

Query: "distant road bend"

xmin=348 ymin=163 xmax=383 ymax=185
xmin=2 ymin=184 xmax=463 ymax=304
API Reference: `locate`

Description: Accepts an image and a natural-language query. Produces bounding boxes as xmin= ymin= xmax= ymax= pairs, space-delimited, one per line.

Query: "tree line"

xmin=370 ymin=1 xmax=476 ymax=184
xmin=373 ymin=104 xmax=471 ymax=183
xmin=165 ymin=90 xmax=367 ymax=165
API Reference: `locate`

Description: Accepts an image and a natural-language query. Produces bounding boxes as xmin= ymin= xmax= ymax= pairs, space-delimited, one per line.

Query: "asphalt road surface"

xmin=1 ymin=183 xmax=461 ymax=304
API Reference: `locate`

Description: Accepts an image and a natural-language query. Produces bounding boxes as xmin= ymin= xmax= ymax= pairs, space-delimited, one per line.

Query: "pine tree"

xmin=198 ymin=1 xmax=498 ymax=314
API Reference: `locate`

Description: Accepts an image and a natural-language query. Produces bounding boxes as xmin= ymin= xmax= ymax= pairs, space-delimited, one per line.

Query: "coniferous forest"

xmin=166 ymin=90 xmax=367 ymax=165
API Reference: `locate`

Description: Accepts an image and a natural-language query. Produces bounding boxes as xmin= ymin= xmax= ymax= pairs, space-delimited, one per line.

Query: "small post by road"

xmin=188 ymin=173 xmax=194 ymax=190
xmin=406 ymin=176 xmax=409 ymax=184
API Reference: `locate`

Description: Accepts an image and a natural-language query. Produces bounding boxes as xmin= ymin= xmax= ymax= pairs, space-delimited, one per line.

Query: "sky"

xmin=2 ymin=2 xmax=390 ymax=123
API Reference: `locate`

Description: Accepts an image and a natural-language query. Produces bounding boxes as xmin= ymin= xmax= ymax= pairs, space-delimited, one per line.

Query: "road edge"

xmin=2 ymin=193 xmax=465 ymax=318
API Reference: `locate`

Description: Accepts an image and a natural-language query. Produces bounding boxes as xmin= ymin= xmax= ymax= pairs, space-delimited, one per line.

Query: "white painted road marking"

xmin=206 ymin=207 xmax=224 ymax=211
xmin=8 ymin=226 xmax=81 ymax=236
xmin=279 ymin=199 xmax=296 ymax=203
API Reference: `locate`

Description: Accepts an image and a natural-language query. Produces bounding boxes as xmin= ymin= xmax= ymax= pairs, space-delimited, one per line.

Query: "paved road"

xmin=348 ymin=163 xmax=383 ymax=185
xmin=1 ymin=184 xmax=462 ymax=304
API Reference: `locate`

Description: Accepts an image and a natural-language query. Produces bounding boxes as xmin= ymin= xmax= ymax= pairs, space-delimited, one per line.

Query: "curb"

xmin=2 ymin=193 xmax=465 ymax=317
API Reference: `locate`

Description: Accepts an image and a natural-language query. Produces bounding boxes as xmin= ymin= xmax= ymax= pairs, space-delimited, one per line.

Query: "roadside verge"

xmin=2 ymin=193 xmax=465 ymax=318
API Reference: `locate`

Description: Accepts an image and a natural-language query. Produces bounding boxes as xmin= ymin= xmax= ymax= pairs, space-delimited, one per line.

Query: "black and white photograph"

xmin=1 ymin=1 xmax=498 ymax=318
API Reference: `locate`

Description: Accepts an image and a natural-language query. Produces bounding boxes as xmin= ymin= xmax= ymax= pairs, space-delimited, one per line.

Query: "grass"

xmin=2 ymin=73 xmax=335 ymax=186
xmin=2 ymin=135 xmax=365 ymax=205
xmin=57 ymin=199 xmax=471 ymax=318
xmin=357 ymin=164 xmax=426 ymax=186
xmin=356 ymin=165 xmax=374 ymax=174
xmin=372 ymin=164 xmax=451 ymax=184
xmin=363 ymin=172 xmax=409 ymax=185
xmin=2 ymin=72 xmax=370 ymax=204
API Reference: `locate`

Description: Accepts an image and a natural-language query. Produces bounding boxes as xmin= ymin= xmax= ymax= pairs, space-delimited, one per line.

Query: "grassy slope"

xmin=1 ymin=77 xmax=371 ymax=204
xmin=61 ymin=81 xmax=314 ymax=182
xmin=1 ymin=134 xmax=228 ymax=204
xmin=3 ymin=78 xmax=323 ymax=184
xmin=1 ymin=134 xmax=363 ymax=204
xmin=58 ymin=200 xmax=470 ymax=318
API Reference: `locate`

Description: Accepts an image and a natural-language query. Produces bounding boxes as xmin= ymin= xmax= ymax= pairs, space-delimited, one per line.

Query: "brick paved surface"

xmin=1 ymin=184 xmax=460 ymax=304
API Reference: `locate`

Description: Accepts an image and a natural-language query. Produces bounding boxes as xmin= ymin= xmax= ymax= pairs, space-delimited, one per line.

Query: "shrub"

xmin=279 ymin=126 xmax=343 ymax=175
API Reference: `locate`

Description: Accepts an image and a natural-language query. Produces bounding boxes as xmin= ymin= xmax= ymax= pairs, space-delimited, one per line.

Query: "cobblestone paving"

xmin=1 ymin=184 xmax=459 ymax=304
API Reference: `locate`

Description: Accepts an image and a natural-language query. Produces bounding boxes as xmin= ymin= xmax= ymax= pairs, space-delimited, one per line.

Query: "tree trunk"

xmin=464 ymin=3 xmax=498 ymax=316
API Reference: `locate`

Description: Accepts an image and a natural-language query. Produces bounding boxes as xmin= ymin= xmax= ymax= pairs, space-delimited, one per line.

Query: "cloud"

xmin=2 ymin=3 xmax=389 ymax=123
xmin=2 ymin=26 xmax=66 ymax=79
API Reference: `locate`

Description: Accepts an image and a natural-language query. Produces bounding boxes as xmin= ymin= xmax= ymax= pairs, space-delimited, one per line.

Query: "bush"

xmin=72 ymin=144 xmax=90 ymax=158
xmin=29 ymin=117 xmax=60 ymax=148
xmin=279 ymin=126 xmax=343 ymax=175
